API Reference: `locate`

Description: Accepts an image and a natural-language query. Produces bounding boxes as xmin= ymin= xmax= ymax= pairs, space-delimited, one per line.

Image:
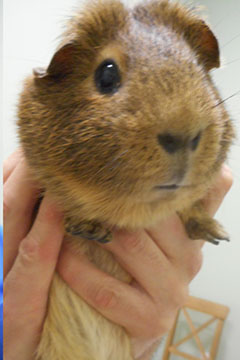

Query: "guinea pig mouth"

xmin=155 ymin=184 xmax=179 ymax=190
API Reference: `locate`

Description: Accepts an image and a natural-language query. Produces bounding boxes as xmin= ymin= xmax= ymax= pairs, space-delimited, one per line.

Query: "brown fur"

xmin=17 ymin=1 xmax=234 ymax=359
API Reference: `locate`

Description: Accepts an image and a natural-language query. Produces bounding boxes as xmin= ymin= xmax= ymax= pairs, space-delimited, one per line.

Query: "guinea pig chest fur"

xmin=18 ymin=1 xmax=234 ymax=359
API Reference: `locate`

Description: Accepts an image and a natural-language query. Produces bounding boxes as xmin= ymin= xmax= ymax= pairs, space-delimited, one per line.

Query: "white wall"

xmin=3 ymin=1 xmax=240 ymax=359
xmin=189 ymin=1 xmax=240 ymax=360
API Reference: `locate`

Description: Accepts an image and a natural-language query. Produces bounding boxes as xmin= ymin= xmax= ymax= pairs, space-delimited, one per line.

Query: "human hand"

xmin=3 ymin=150 xmax=233 ymax=360
xmin=57 ymin=164 xmax=233 ymax=360
xmin=3 ymin=150 xmax=64 ymax=360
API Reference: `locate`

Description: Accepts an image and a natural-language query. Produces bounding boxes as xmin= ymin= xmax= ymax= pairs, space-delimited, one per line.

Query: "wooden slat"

xmin=173 ymin=316 xmax=216 ymax=348
xmin=162 ymin=309 xmax=180 ymax=360
xmin=210 ymin=319 xmax=224 ymax=359
xmin=162 ymin=296 xmax=229 ymax=360
xmin=182 ymin=308 xmax=209 ymax=360
xmin=169 ymin=346 xmax=201 ymax=360
xmin=185 ymin=296 xmax=229 ymax=320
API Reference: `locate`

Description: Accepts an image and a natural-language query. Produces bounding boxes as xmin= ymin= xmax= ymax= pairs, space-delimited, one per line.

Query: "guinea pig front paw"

xmin=178 ymin=203 xmax=230 ymax=245
xmin=65 ymin=219 xmax=112 ymax=244
xmin=184 ymin=217 xmax=229 ymax=245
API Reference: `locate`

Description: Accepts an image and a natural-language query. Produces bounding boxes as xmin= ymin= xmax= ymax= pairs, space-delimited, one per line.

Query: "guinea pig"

xmin=17 ymin=0 xmax=234 ymax=359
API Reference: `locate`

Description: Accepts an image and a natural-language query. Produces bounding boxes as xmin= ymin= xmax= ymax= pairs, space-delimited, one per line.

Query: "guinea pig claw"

xmin=205 ymin=234 xmax=230 ymax=245
xmin=96 ymin=231 xmax=112 ymax=244
xmin=182 ymin=215 xmax=230 ymax=246
xmin=205 ymin=236 xmax=220 ymax=245
xmin=205 ymin=226 xmax=230 ymax=245
xmin=65 ymin=220 xmax=112 ymax=243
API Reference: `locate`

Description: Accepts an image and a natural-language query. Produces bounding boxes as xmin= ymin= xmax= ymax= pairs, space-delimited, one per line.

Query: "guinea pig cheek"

xmin=188 ymin=123 xmax=222 ymax=183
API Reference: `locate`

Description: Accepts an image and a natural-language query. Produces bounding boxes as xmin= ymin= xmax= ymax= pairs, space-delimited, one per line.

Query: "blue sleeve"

xmin=0 ymin=226 xmax=3 ymax=360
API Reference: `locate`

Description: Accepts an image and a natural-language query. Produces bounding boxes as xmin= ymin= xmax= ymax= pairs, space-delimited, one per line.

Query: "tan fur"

xmin=17 ymin=1 xmax=234 ymax=359
xmin=37 ymin=238 xmax=132 ymax=360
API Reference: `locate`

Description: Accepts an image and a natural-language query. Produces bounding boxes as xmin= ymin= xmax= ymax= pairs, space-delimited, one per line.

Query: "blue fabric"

xmin=0 ymin=226 xmax=3 ymax=360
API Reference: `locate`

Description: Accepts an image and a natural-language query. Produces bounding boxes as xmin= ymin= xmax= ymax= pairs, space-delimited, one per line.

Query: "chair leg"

xmin=162 ymin=309 xmax=180 ymax=360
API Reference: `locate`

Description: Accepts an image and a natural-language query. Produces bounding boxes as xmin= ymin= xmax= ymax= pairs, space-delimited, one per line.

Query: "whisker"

xmin=212 ymin=58 xmax=240 ymax=73
xmin=224 ymin=58 xmax=240 ymax=66
xmin=213 ymin=14 xmax=232 ymax=30
xmin=222 ymin=32 xmax=240 ymax=49
xmin=213 ymin=91 xmax=240 ymax=108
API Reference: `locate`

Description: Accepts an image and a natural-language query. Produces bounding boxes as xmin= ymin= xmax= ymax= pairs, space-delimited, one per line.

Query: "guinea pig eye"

xmin=95 ymin=59 xmax=121 ymax=95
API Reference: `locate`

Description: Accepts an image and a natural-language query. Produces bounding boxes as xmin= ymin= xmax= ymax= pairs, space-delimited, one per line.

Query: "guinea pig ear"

xmin=133 ymin=1 xmax=220 ymax=71
xmin=33 ymin=42 xmax=76 ymax=80
xmin=185 ymin=20 xmax=220 ymax=71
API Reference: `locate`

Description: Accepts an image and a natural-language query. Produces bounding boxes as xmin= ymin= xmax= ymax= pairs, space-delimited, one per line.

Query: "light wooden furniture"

xmin=162 ymin=296 xmax=229 ymax=360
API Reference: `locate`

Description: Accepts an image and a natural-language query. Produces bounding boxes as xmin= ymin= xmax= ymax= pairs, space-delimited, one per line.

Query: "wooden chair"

xmin=162 ymin=296 xmax=229 ymax=360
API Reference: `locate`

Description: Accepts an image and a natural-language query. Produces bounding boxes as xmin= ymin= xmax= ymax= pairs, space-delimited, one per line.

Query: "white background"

xmin=3 ymin=0 xmax=240 ymax=359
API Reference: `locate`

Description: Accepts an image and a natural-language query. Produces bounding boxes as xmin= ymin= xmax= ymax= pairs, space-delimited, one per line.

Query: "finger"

xmin=202 ymin=164 xmax=233 ymax=217
xmin=145 ymin=164 xmax=233 ymax=277
xmin=145 ymin=215 xmax=203 ymax=282
xmin=3 ymin=149 xmax=23 ymax=184
xmin=98 ymin=229 xmax=177 ymax=299
xmin=3 ymin=159 xmax=40 ymax=278
xmin=147 ymin=164 xmax=233 ymax=258
xmin=57 ymin=244 xmax=166 ymax=339
xmin=146 ymin=214 xmax=202 ymax=253
xmin=4 ymin=196 xmax=64 ymax=360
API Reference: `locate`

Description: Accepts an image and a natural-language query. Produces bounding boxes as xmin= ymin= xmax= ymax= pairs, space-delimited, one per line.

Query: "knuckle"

xmin=187 ymin=250 xmax=203 ymax=279
xmin=120 ymin=232 xmax=146 ymax=255
xmin=18 ymin=235 xmax=40 ymax=266
xmin=222 ymin=168 xmax=233 ymax=194
xmin=90 ymin=283 xmax=117 ymax=309
xmin=3 ymin=188 xmax=14 ymax=220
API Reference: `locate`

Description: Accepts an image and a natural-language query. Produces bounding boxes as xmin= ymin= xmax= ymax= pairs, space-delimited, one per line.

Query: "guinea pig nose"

xmin=157 ymin=134 xmax=182 ymax=154
xmin=191 ymin=132 xmax=202 ymax=151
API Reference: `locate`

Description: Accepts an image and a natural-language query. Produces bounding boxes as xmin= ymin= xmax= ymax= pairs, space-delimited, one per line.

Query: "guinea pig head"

xmin=18 ymin=0 xmax=234 ymax=226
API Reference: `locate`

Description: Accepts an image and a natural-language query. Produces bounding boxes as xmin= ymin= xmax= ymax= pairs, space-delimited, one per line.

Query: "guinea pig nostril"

xmin=191 ymin=132 xmax=201 ymax=151
xmin=157 ymin=134 xmax=181 ymax=154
